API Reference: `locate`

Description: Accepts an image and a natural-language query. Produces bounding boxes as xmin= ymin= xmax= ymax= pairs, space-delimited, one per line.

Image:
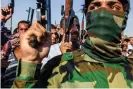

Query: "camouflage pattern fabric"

xmin=12 ymin=1 xmax=132 ymax=88
xmin=128 ymin=51 xmax=133 ymax=63
xmin=81 ymin=8 xmax=128 ymax=63
xmin=12 ymin=50 xmax=133 ymax=88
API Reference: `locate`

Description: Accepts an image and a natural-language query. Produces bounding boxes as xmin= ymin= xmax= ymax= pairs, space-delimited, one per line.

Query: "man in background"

xmin=1 ymin=20 xmax=30 ymax=88
xmin=51 ymin=24 xmax=59 ymax=45
xmin=127 ymin=37 xmax=133 ymax=56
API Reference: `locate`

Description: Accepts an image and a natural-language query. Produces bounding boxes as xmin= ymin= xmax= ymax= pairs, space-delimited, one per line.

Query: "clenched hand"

xmin=20 ymin=21 xmax=51 ymax=64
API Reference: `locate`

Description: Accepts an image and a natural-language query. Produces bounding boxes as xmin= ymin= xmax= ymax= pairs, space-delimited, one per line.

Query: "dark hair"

xmin=51 ymin=24 xmax=57 ymax=29
xmin=60 ymin=16 xmax=80 ymax=33
xmin=124 ymin=39 xmax=130 ymax=42
xmin=55 ymin=32 xmax=59 ymax=39
xmin=17 ymin=20 xmax=30 ymax=28
xmin=119 ymin=0 xmax=130 ymax=14
xmin=13 ymin=28 xmax=18 ymax=34
xmin=129 ymin=37 xmax=133 ymax=40
xmin=69 ymin=16 xmax=80 ymax=30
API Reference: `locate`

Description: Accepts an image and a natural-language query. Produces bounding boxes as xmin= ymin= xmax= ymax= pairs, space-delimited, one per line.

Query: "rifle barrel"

xmin=27 ymin=7 xmax=31 ymax=21
xmin=36 ymin=2 xmax=41 ymax=23
xmin=11 ymin=0 xmax=15 ymax=14
xmin=30 ymin=9 xmax=34 ymax=24
xmin=46 ymin=0 xmax=51 ymax=32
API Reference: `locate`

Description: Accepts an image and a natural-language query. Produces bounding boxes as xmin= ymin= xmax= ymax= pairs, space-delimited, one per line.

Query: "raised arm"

xmin=12 ymin=21 xmax=51 ymax=88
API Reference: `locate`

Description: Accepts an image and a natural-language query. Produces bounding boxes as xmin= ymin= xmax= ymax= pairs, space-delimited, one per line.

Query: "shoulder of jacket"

xmin=60 ymin=49 xmax=85 ymax=63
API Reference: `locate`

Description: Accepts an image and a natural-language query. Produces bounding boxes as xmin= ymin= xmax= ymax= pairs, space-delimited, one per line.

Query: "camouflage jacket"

xmin=12 ymin=50 xmax=133 ymax=88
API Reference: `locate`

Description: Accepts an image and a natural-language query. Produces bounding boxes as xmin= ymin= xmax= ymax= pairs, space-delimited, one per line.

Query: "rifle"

xmin=27 ymin=7 xmax=34 ymax=25
xmin=30 ymin=9 xmax=34 ymax=25
xmin=10 ymin=0 xmax=15 ymax=33
xmin=29 ymin=0 xmax=51 ymax=48
xmin=80 ymin=5 xmax=86 ymax=43
xmin=61 ymin=0 xmax=75 ymax=42
xmin=27 ymin=7 xmax=31 ymax=22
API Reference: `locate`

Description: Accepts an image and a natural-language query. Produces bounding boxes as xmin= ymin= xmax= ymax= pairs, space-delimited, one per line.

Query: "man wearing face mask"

xmin=12 ymin=0 xmax=133 ymax=88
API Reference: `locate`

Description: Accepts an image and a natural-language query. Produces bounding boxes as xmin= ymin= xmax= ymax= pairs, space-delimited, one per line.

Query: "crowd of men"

xmin=1 ymin=4 xmax=83 ymax=88
xmin=121 ymin=36 xmax=133 ymax=56
xmin=1 ymin=0 xmax=133 ymax=88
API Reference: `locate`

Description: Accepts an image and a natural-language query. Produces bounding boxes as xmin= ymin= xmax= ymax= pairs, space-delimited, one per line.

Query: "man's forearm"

xmin=12 ymin=60 xmax=42 ymax=88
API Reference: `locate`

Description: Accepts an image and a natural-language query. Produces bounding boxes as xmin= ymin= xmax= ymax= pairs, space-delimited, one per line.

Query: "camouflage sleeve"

xmin=12 ymin=60 xmax=42 ymax=88
xmin=47 ymin=61 xmax=68 ymax=88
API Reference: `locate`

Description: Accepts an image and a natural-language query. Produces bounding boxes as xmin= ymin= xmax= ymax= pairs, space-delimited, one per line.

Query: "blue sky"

xmin=1 ymin=0 xmax=133 ymax=36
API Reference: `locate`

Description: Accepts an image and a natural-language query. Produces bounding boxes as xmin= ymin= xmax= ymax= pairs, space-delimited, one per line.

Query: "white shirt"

xmin=42 ymin=43 xmax=62 ymax=65
xmin=127 ymin=43 xmax=133 ymax=56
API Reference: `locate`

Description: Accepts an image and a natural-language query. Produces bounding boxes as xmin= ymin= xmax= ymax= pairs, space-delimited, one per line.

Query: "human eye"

xmin=110 ymin=5 xmax=121 ymax=11
xmin=88 ymin=2 xmax=101 ymax=11
xmin=108 ymin=2 xmax=123 ymax=11
xmin=89 ymin=5 xmax=99 ymax=10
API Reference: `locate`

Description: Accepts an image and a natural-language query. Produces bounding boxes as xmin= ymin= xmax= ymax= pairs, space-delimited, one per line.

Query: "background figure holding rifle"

xmin=1 ymin=3 xmax=13 ymax=49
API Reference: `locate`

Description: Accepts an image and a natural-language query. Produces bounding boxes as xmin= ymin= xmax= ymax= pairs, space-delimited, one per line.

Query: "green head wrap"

xmin=84 ymin=0 xmax=130 ymax=30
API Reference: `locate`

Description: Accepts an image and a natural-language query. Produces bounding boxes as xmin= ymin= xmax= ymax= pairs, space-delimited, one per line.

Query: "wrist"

xmin=21 ymin=57 xmax=42 ymax=64
xmin=17 ymin=60 xmax=42 ymax=80
xmin=59 ymin=45 xmax=64 ymax=54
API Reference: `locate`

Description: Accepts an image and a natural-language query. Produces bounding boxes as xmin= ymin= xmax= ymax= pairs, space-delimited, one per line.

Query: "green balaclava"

xmin=82 ymin=0 xmax=130 ymax=63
